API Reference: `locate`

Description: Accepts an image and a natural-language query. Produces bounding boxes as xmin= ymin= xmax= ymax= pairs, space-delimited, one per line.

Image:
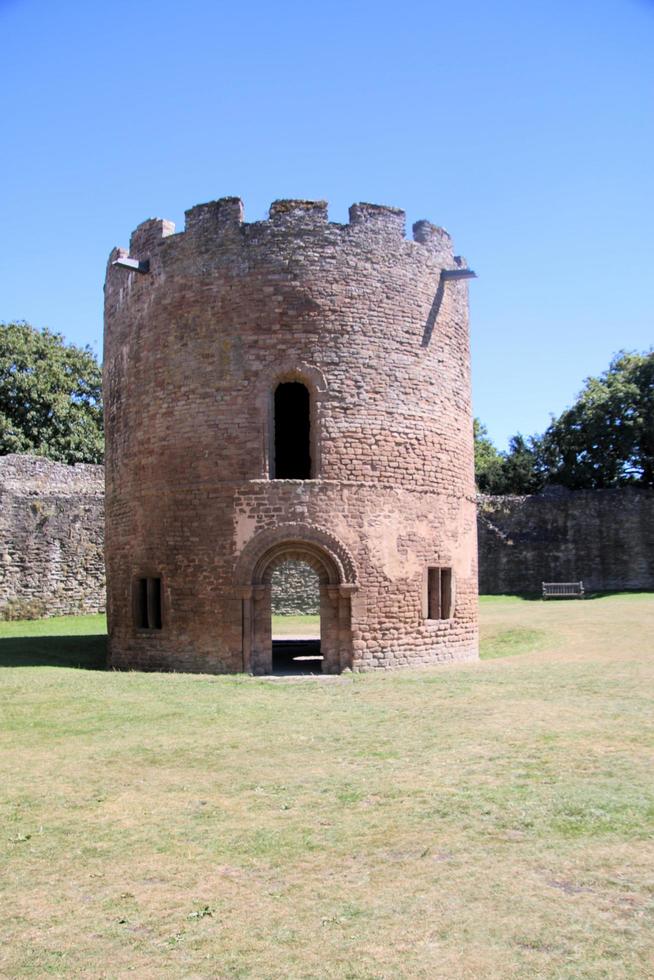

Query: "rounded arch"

xmin=256 ymin=543 xmax=336 ymax=586
xmin=235 ymin=523 xmax=358 ymax=589
xmin=266 ymin=361 xmax=328 ymax=399
xmin=255 ymin=360 xmax=328 ymax=419
xmin=258 ymin=362 xmax=328 ymax=482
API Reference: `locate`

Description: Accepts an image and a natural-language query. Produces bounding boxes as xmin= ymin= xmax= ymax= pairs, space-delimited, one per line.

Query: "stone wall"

xmin=271 ymin=560 xmax=320 ymax=615
xmin=270 ymin=487 xmax=654 ymax=602
xmin=0 ymin=454 xmax=105 ymax=619
xmin=478 ymin=486 xmax=654 ymax=594
xmin=1 ymin=456 xmax=651 ymax=623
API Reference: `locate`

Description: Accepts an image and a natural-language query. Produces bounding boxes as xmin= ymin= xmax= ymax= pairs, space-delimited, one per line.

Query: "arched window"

xmin=273 ymin=381 xmax=311 ymax=479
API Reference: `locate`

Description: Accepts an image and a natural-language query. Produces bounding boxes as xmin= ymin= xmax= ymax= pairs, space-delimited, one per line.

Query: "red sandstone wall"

xmin=103 ymin=198 xmax=478 ymax=672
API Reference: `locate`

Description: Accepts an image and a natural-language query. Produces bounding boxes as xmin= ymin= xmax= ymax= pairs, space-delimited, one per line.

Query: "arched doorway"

xmin=235 ymin=525 xmax=357 ymax=675
xmin=271 ymin=559 xmax=321 ymax=674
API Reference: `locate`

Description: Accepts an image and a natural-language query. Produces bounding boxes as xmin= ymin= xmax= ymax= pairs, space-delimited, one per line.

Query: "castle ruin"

xmin=103 ymin=198 xmax=478 ymax=673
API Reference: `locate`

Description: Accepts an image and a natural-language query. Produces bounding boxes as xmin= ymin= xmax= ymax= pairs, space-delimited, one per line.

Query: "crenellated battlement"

xmin=111 ymin=197 xmax=461 ymax=270
xmin=129 ymin=218 xmax=175 ymax=255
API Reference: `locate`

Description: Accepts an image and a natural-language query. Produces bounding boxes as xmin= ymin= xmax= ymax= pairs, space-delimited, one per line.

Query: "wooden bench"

xmin=542 ymin=581 xmax=585 ymax=599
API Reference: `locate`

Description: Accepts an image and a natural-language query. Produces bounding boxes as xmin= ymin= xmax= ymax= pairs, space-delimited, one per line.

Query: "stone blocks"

xmin=0 ymin=455 xmax=105 ymax=619
xmin=103 ymin=197 xmax=479 ymax=672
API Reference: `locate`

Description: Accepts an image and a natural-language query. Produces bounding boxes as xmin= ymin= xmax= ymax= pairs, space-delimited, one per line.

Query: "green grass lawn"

xmin=272 ymin=614 xmax=319 ymax=638
xmin=0 ymin=613 xmax=107 ymax=669
xmin=1 ymin=595 xmax=653 ymax=978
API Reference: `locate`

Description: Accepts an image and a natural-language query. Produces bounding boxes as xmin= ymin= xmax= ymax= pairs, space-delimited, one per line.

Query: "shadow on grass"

xmin=565 ymin=590 xmax=654 ymax=601
xmin=0 ymin=635 xmax=107 ymax=669
xmin=482 ymin=590 xmax=654 ymax=602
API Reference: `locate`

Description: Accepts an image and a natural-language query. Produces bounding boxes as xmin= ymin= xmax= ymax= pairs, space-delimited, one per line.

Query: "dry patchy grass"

xmin=1 ymin=595 xmax=653 ymax=978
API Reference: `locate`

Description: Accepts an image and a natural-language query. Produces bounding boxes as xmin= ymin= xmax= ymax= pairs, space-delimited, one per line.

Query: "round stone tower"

xmin=103 ymin=197 xmax=478 ymax=673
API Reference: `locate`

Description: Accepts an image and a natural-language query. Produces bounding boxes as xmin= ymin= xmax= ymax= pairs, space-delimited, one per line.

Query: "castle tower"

xmin=103 ymin=198 xmax=478 ymax=673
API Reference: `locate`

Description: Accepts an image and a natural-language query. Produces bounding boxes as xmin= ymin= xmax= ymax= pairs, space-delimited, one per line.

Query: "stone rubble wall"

xmin=1 ymin=455 xmax=651 ymax=622
xmin=0 ymin=454 xmax=105 ymax=619
xmin=270 ymin=560 xmax=320 ymax=615
xmin=477 ymin=486 xmax=654 ymax=594
xmin=266 ymin=486 xmax=654 ymax=605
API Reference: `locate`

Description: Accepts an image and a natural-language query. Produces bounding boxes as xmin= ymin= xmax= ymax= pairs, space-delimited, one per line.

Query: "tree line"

xmin=1 ymin=322 xmax=652 ymax=490
xmin=475 ymin=350 xmax=654 ymax=493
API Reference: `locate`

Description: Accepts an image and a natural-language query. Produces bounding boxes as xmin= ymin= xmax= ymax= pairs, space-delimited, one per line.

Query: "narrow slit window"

xmin=273 ymin=382 xmax=311 ymax=479
xmin=135 ymin=577 xmax=163 ymax=629
xmin=427 ymin=567 xmax=453 ymax=620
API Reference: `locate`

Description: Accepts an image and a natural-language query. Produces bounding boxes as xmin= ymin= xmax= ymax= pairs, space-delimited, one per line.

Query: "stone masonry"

xmin=478 ymin=486 xmax=654 ymax=594
xmin=271 ymin=560 xmax=319 ymax=615
xmin=103 ymin=196 xmax=479 ymax=673
xmin=2 ymin=457 xmax=651 ymax=623
xmin=0 ymin=454 xmax=105 ymax=619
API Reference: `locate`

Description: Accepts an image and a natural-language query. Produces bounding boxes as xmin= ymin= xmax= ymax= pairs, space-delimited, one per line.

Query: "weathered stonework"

xmin=3 ymin=457 xmax=652 ymax=623
xmin=0 ymin=454 xmax=105 ymax=619
xmin=478 ymin=486 xmax=654 ymax=594
xmin=103 ymin=197 xmax=479 ymax=673
xmin=271 ymin=560 xmax=319 ymax=615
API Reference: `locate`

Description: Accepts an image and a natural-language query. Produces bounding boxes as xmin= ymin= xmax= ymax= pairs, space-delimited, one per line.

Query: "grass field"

xmin=1 ymin=595 xmax=653 ymax=978
xmin=272 ymin=614 xmax=320 ymax=639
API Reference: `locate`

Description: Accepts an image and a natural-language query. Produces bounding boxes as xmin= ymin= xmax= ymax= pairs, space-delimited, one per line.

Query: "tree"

xmin=0 ymin=322 xmax=103 ymax=464
xmin=475 ymin=350 xmax=653 ymax=494
xmin=541 ymin=350 xmax=654 ymax=489
xmin=473 ymin=418 xmax=504 ymax=493
xmin=474 ymin=420 xmax=544 ymax=495
xmin=499 ymin=433 xmax=545 ymax=495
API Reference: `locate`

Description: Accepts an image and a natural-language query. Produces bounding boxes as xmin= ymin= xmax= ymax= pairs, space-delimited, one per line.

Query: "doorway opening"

xmin=237 ymin=528 xmax=356 ymax=675
xmin=271 ymin=559 xmax=321 ymax=674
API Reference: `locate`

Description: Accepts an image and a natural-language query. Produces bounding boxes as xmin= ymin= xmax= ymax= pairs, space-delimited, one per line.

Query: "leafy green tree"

xmin=473 ymin=418 xmax=505 ymax=492
xmin=541 ymin=350 xmax=654 ymax=489
xmin=0 ymin=322 xmax=103 ymax=464
xmin=499 ymin=433 xmax=545 ymax=495
xmin=474 ymin=420 xmax=544 ymax=495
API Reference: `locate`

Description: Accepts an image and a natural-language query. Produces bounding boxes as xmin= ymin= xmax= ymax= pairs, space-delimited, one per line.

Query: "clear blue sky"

xmin=1 ymin=0 xmax=652 ymax=449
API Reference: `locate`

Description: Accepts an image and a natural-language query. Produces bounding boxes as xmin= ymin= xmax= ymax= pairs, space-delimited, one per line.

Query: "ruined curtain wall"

xmin=478 ymin=487 xmax=654 ymax=594
xmin=0 ymin=456 xmax=652 ymax=617
xmin=0 ymin=455 xmax=105 ymax=619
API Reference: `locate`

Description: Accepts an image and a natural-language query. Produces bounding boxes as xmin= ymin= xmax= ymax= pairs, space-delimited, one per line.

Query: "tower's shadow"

xmin=0 ymin=634 xmax=107 ymax=669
